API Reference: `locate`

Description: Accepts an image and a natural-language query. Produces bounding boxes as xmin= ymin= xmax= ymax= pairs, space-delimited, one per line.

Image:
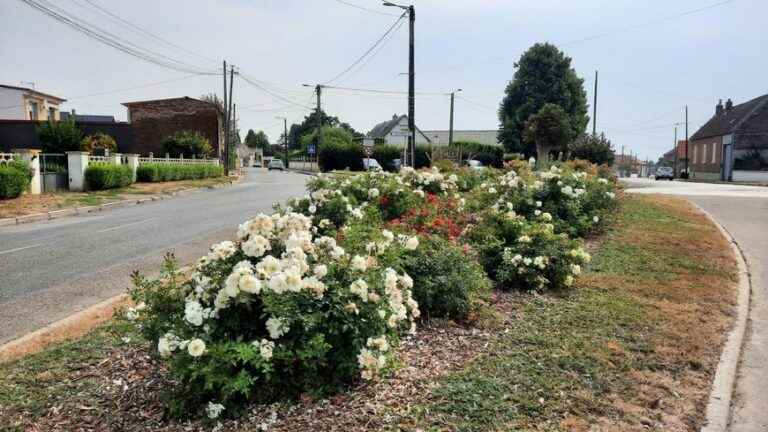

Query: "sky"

xmin=1 ymin=0 xmax=766 ymax=160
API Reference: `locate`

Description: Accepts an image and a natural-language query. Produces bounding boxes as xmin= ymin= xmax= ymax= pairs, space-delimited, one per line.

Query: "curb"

xmin=695 ymin=203 xmax=752 ymax=432
xmin=287 ymin=169 xmax=319 ymax=176
xmin=0 ymin=177 xmax=239 ymax=227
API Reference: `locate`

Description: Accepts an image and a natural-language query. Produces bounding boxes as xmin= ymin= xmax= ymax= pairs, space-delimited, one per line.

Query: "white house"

xmin=367 ymin=114 xmax=432 ymax=146
xmin=0 ymin=84 xmax=66 ymax=121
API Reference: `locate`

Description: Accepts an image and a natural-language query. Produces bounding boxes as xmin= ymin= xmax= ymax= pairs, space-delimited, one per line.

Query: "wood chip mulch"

xmin=17 ymin=293 xmax=518 ymax=432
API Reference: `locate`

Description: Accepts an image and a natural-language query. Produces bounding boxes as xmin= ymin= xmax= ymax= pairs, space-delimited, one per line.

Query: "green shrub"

xmin=136 ymin=163 xmax=223 ymax=183
xmin=80 ymin=132 xmax=117 ymax=153
xmin=318 ymin=141 xmax=364 ymax=172
xmin=0 ymin=159 xmax=31 ymax=199
xmin=161 ymin=131 xmax=213 ymax=158
xmin=126 ymin=214 xmax=420 ymax=418
xmin=372 ymin=144 xmax=401 ymax=171
xmin=414 ymin=145 xmax=431 ymax=169
xmin=85 ymin=163 xmax=133 ymax=190
xmin=38 ymin=119 xmax=83 ymax=153
xmin=400 ymin=235 xmax=491 ymax=321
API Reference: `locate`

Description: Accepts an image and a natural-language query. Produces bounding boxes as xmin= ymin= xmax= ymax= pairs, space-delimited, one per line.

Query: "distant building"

xmin=420 ymin=130 xmax=501 ymax=146
xmin=367 ymin=114 xmax=432 ymax=146
xmin=122 ymin=97 xmax=224 ymax=157
xmin=0 ymin=84 xmax=66 ymax=121
xmin=689 ymin=95 xmax=768 ymax=181
xmin=60 ymin=111 xmax=116 ymax=123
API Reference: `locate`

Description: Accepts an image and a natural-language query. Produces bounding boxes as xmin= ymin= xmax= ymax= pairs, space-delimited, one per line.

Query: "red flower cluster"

xmin=389 ymin=193 xmax=468 ymax=242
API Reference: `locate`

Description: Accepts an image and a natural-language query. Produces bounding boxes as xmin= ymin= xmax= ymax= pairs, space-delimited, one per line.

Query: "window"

xmin=693 ymin=145 xmax=698 ymax=164
xmin=712 ymin=141 xmax=717 ymax=163
xmin=28 ymin=101 xmax=39 ymax=120
xmin=703 ymin=144 xmax=707 ymax=164
xmin=48 ymin=107 xmax=56 ymax=121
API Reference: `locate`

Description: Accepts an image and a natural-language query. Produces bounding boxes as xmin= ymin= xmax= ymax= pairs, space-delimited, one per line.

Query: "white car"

xmin=466 ymin=159 xmax=485 ymax=171
xmin=362 ymin=158 xmax=383 ymax=171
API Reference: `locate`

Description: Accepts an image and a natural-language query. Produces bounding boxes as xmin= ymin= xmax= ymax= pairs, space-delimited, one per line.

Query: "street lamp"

xmin=383 ymin=1 xmax=415 ymax=167
xmin=275 ymin=116 xmax=288 ymax=168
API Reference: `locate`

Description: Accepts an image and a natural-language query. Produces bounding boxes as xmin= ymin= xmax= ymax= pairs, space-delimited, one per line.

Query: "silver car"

xmin=268 ymin=159 xmax=285 ymax=171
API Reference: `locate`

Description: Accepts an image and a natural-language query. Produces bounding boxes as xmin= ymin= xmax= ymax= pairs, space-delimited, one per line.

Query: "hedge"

xmin=318 ymin=141 xmax=364 ymax=172
xmin=0 ymin=160 xmax=31 ymax=199
xmin=372 ymin=144 xmax=401 ymax=172
xmin=85 ymin=163 xmax=134 ymax=190
xmin=136 ymin=163 xmax=224 ymax=183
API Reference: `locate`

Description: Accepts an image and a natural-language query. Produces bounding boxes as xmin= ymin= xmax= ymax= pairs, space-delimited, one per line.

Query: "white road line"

xmin=0 ymin=243 xmax=43 ymax=255
xmin=96 ymin=217 xmax=156 ymax=234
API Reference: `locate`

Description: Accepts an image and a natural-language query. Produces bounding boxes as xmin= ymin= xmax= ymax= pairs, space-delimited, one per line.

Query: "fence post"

xmin=66 ymin=151 xmax=89 ymax=191
xmin=180 ymin=154 xmax=184 ymax=165
xmin=149 ymin=152 xmax=154 ymax=162
xmin=126 ymin=154 xmax=139 ymax=182
xmin=12 ymin=148 xmax=41 ymax=195
xmin=113 ymin=153 xmax=122 ymax=165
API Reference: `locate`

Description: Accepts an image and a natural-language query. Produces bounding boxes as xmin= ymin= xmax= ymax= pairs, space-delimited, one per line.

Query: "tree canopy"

xmin=522 ymin=103 xmax=571 ymax=163
xmin=498 ymin=43 xmax=589 ymax=156
xmin=288 ymin=110 xmax=361 ymax=149
xmin=569 ymin=133 xmax=615 ymax=165
xmin=244 ymin=129 xmax=270 ymax=149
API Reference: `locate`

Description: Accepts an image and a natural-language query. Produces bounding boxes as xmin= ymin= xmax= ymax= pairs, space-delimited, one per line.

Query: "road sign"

xmin=308 ymin=143 xmax=316 ymax=155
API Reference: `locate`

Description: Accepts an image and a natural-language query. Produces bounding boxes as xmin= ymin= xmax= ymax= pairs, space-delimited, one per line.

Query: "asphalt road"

xmin=624 ymin=178 xmax=768 ymax=432
xmin=0 ymin=168 xmax=308 ymax=345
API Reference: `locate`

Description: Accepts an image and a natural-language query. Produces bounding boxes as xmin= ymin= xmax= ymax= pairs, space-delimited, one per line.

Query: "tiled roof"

xmin=367 ymin=115 xmax=405 ymax=138
xmin=690 ymin=94 xmax=768 ymax=141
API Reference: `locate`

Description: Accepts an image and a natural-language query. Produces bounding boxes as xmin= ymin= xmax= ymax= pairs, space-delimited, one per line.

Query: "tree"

xmin=161 ymin=131 xmax=213 ymax=157
xmin=245 ymin=129 xmax=270 ymax=149
xmin=38 ymin=119 xmax=83 ymax=153
xmin=80 ymin=132 xmax=117 ymax=153
xmin=498 ymin=43 xmax=589 ymax=156
xmin=569 ymin=133 xmax=615 ymax=165
xmin=523 ymin=103 xmax=571 ymax=163
xmin=288 ymin=110 xmax=362 ymax=150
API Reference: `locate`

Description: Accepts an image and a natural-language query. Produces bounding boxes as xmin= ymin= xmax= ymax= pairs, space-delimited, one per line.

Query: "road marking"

xmin=96 ymin=217 xmax=156 ymax=234
xmin=0 ymin=243 xmax=43 ymax=255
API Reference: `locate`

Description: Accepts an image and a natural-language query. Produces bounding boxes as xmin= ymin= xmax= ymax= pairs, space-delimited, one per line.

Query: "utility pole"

xmin=684 ymin=105 xmax=689 ymax=176
xmin=673 ymin=125 xmax=678 ymax=177
xmin=448 ymin=89 xmax=461 ymax=146
xmin=316 ymin=84 xmax=322 ymax=165
xmin=222 ymin=60 xmax=227 ymax=163
xmin=408 ymin=5 xmax=415 ymax=167
xmin=225 ymin=65 xmax=234 ymax=175
xmin=592 ymin=70 xmax=598 ymax=136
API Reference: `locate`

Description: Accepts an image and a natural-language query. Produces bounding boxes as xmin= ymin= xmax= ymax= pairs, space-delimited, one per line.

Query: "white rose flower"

xmin=368 ymin=188 xmax=380 ymax=199
xmin=239 ymin=274 xmax=262 ymax=294
xmin=158 ymin=336 xmax=172 ymax=358
xmin=266 ymin=317 xmax=290 ymax=339
xmin=256 ymin=339 xmax=275 ymax=360
xmin=184 ymin=300 xmax=204 ymax=327
xmin=206 ymin=402 xmax=225 ymax=419
xmin=308 ymin=205 xmax=317 ymax=214
xmin=187 ymin=338 xmax=206 ymax=357
xmin=242 ymin=235 xmax=271 ymax=258
xmin=351 ymin=255 xmax=368 ymax=271
xmin=405 ymin=236 xmax=419 ymax=250
xmin=593 ymin=215 xmax=600 ymax=223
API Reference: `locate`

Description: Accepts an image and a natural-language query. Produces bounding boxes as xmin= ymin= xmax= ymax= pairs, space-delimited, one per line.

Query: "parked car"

xmin=392 ymin=158 xmax=402 ymax=172
xmin=655 ymin=166 xmax=674 ymax=180
xmin=362 ymin=158 xmax=382 ymax=171
xmin=465 ymin=159 xmax=485 ymax=171
xmin=268 ymin=159 xmax=285 ymax=171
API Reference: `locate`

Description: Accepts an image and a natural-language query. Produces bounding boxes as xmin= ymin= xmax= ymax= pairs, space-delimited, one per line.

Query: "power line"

xmin=323 ymin=12 xmax=406 ymax=85
xmin=18 ymin=0 xmax=217 ymax=75
xmin=455 ymin=95 xmax=498 ymax=112
xmin=238 ymin=72 xmax=315 ymax=110
xmin=77 ymin=0 xmax=219 ymax=65
xmin=333 ymin=0 xmax=400 ymax=17
xmin=323 ymin=85 xmax=447 ymax=96
xmin=340 ymin=18 xmax=407 ymax=84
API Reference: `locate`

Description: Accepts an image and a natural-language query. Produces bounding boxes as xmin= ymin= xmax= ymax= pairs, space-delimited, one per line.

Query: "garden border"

xmin=0 ymin=175 xmax=241 ymax=227
xmin=694 ymin=202 xmax=752 ymax=432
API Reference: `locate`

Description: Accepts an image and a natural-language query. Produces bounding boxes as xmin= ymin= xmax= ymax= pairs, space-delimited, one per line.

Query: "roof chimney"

xmin=725 ymin=98 xmax=734 ymax=111
xmin=716 ymin=99 xmax=723 ymax=115
xmin=392 ymin=114 xmax=398 ymax=120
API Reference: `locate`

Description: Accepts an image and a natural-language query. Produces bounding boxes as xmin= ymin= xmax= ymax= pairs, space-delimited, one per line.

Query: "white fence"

xmin=0 ymin=153 xmax=16 ymax=164
xmin=288 ymin=160 xmax=319 ymax=172
xmin=138 ymin=155 xmax=220 ymax=166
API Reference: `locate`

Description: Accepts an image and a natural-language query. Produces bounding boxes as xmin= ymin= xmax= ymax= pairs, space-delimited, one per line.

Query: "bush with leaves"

xmin=399 ymin=235 xmax=490 ymax=320
xmin=452 ymin=140 xmax=504 ymax=168
xmin=38 ymin=119 xmax=83 ymax=153
xmin=372 ymin=144 xmax=401 ymax=172
xmin=569 ymin=133 xmax=615 ymax=165
xmin=0 ymin=159 xmax=31 ymax=199
xmin=80 ymin=132 xmax=118 ymax=153
xmin=161 ymin=131 xmax=213 ymax=158
xmin=126 ymin=212 xmax=421 ymax=418
xmin=85 ymin=163 xmax=133 ymax=190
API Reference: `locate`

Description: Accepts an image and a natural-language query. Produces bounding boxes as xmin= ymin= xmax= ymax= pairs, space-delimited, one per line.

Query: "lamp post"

xmin=449 ymin=88 xmax=462 ymax=147
xmin=384 ymin=2 xmax=415 ymax=166
xmin=275 ymin=116 xmax=288 ymax=169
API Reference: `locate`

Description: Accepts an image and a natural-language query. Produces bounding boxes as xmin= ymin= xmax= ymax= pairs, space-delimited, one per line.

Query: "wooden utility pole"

xmin=592 ymin=70 xmax=598 ymax=135
xmin=316 ymin=84 xmax=322 ymax=165
xmin=407 ymin=5 xmax=415 ymax=166
xmin=684 ymin=105 xmax=689 ymax=176
xmin=222 ymin=60 xmax=227 ymax=164
xmin=225 ymin=65 xmax=234 ymax=175
xmin=673 ymin=125 xmax=678 ymax=177
xmin=449 ymin=90 xmax=458 ymax=146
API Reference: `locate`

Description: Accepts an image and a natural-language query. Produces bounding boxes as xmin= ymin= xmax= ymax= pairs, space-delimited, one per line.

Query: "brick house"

xmin=122 ymin=97 xmax=224 ymax=157
xmin=689 ymin=95 xmax=768 ymax=181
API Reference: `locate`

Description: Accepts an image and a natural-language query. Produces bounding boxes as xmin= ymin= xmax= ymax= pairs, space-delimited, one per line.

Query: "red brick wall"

xmin=689 ymin=136 xmax=723 ymax=173
xmin=125 ymin=99 xmax=223 ymax=157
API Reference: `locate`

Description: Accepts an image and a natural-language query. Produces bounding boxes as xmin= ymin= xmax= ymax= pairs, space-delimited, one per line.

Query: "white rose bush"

xmin=124 ymin=159 xmax=617 ymax=420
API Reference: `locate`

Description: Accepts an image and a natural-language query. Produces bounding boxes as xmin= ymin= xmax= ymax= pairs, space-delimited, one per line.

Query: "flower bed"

xmin=126 ymin=160 xmax=617 ymax=419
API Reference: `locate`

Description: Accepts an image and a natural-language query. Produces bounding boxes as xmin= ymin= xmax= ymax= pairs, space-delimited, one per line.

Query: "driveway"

xmin=624 ymin=178 xmax=768 ymax=431
xmin=0 ymin=169 xmax=308 ymax=345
